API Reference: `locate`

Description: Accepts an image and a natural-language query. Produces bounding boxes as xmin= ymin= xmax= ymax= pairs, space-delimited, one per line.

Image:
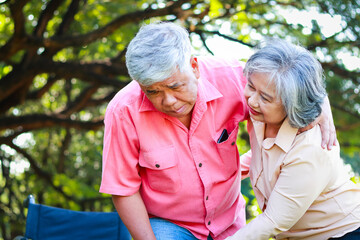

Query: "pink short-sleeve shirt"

xmin=99 ymin=56 xmax=249 ymax=240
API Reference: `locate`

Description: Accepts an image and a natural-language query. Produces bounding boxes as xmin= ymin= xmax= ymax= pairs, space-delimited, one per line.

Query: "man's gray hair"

xmin=244 ymin=39 xmax=327 ymax=128
xmin=125 ymin=22 xmax=192 ymax=86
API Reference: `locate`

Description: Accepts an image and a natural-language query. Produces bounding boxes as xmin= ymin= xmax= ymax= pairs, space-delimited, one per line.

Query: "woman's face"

xmin=244 ymin=72 xmax=287 ymax=129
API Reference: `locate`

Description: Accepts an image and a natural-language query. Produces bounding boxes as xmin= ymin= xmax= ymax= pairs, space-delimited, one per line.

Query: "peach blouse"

xmin=238 ymin=118 xmax=360 ymax=240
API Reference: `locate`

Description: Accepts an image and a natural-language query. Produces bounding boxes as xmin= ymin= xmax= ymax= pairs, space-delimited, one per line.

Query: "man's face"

xmin=140 ymin=57 xmax=200 ymax=123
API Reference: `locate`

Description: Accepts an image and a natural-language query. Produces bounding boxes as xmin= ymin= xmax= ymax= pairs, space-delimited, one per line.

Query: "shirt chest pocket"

xmin=139 ymin=146 xmax=181 ymax=193
xmin=214 ymin=120 xmax=240 ymax=180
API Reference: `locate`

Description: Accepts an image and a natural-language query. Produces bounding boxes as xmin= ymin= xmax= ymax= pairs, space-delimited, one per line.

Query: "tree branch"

xmin=0 ymin=0 xmax=30 ymax=61
xmin=332 ymin=103 xmax=360 ymax=120
xmin=56 ymin=0 xmax=81 ymax=35
xmin=34 ymin=0 xmax=66 ymax=37
xmin=0 ymin=60 xmax=129 ymax=112
xmin=33 ymin=60 xmax=130 ymax=87
xmin=5 ymin=141 xmax=74 ymax=201
xmin=0 ymin=114 xmax=104 ymax=131
xmin=81 ymin=90 xmax=118 ymax=108
xmin=198 ymin=29 xmax=255 ymax=48
xmin=38 ymin=0 xmax=190 ymax=49
xmin=42 ymin=0 xmax=82 ymax=57
xmin=58 ymin=128 xmax=71 ymax=173
xmin=0 ymin=129 xmax=27 ymax=144
xmin=59 ymin=84 xmax=101 ymax=116
xmin=196 ymin=30 xmax=214 ymax=55
xmin=0 ymin=67 xmax=39 ymax=113
xmin=9 ymin=0 xmax=29 ymax=36
xmin=0 ymin=0 xmax=10 ymax=5
xmin=322 ymin=62 xmax=360 ymax=85
xmin=27 ymin=75 xmax=59 ymax=100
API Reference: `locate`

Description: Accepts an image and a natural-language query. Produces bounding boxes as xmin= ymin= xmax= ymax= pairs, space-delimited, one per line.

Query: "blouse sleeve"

xmin=240 ymin=150 xmax=251 ymax=179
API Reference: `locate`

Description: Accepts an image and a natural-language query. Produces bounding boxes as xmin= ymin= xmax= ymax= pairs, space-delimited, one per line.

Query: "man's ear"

xmin=190 ymin=56 xmax=200 ymax=79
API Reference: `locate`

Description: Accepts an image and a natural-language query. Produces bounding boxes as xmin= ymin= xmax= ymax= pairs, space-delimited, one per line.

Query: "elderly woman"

xmin=229 ymin=40 xmax=360 ymax=240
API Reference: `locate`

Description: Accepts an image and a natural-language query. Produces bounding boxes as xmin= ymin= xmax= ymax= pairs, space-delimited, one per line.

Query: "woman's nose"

xmin=248 ymin=94 xmax=259 ymax=108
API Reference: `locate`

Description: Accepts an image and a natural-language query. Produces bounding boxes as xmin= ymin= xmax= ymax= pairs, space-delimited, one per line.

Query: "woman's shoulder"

xmin=293 ymin=125 xmax=322 ymax=147
xmin=284 ymin=125 xmax=340 ymax=165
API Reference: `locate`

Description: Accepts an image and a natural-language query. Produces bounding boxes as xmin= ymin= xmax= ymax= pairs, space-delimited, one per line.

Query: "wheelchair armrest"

xmin=13 ymin=236 xmax=28 ymax=240
xmin=23 ymin=195 xmax=35 ymax=208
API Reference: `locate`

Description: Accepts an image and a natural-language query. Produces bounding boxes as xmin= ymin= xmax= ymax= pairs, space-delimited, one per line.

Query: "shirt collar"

xmin=138 ymin=77 xmax=223 ymax=113
xmin=252 ymin=117 xmax=298 ymax=153
xmin=139 ymin=91 xmax=156 ymax=112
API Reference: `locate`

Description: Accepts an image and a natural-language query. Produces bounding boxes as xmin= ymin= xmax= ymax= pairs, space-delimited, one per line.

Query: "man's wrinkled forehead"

xmin=140 ymin=75 xmax=181 ymax=91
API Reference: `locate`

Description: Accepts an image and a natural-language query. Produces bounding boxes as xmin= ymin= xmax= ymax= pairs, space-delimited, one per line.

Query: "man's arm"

xmin=298 ymin=96 xmax=336 ymax=150
xmin=112 ymin=192 xmax=156 ymax=240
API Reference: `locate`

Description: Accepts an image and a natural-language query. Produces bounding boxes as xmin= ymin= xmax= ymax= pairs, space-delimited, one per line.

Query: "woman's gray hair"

xmin=244 ymin=39 xmax=327 ymax=128
xmin=125 ymin=22 xmax=192 ymax=86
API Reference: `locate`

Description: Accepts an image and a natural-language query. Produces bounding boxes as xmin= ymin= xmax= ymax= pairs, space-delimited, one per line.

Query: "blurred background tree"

xmin=0 ymin=0 xmax=359 ymax=239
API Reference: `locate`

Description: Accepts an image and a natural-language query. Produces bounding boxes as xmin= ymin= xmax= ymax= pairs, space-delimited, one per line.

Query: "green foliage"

xmin=0 ymin=5 xmax=12 ymax=44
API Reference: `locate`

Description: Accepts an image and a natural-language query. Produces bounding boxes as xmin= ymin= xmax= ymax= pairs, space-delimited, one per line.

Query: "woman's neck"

xmin=264 ymin=122 xmax=283 ymax=139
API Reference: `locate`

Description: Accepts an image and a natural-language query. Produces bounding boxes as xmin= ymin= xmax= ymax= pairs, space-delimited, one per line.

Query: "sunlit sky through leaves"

xmin=192 ymin=7 xmax=360 ymax=71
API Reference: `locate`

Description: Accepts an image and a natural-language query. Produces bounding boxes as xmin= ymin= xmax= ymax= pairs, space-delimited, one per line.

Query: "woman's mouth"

xmin=249 ymin=106 xmax=260 ymax=116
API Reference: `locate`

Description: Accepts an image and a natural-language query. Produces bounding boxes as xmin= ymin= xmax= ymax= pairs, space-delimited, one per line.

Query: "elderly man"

xmin=99 ymin=22 xmax=335 ymax=240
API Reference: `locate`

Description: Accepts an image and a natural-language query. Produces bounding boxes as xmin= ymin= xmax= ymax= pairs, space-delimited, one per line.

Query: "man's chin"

xmin=166 ymin=111 xmax=188 ymax=119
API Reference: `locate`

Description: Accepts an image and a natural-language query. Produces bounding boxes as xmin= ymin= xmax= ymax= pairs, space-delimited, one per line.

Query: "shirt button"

xmin=206 ymin=196 xmax=209 ymax=200
xmin=155 ymin=164 xmax=160 ymax=168
xmin=208 ymin=221 xmax=211 ymax=225
xmin=199 ymin=163 xmax=202 ymax=167
xmin=231 ymin=141 xmax=235 ymax=146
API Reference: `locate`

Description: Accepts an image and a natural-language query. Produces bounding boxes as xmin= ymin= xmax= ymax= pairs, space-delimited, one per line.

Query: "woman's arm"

xmin=112 ymin=192 xmax=156 ymax=240
xmin=228 ymin=144 xmax=331 ymax=240
xmin=240 ymin=150 xmax=252 ymax=179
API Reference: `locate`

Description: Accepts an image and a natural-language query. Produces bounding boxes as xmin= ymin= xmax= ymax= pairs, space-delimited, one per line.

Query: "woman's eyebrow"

xmin=260 ymin=91 xmax=274 ymax=100
xmin=248 ymin=77 xmax=274 ymax=100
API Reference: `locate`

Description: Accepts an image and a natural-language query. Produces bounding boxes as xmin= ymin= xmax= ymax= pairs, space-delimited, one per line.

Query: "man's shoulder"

xmin=197 ymin=56 xmax=247 ymax=91
xmin=106 ymin=81 xmax=142 ymax=116
xmin=197 ymin=55 xmax=245 ymax=69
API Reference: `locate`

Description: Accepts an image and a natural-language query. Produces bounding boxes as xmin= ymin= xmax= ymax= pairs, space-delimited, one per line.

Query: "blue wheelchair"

xmin=14 ymin=195 xmax=132 ymax=240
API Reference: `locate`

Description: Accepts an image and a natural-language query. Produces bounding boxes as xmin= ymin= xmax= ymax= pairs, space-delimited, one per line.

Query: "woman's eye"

xmin=261 ymin=95 xmax=269 ymax=102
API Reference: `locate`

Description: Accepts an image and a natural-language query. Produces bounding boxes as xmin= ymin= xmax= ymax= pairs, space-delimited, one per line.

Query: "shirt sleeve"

xmin=230 ymin=143 xmax=332 ymax=240
xmin=99 ymin=107 xmax=142 ymax=196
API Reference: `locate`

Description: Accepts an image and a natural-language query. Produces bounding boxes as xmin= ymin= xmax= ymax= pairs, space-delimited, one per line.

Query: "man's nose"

xmin=162 ymin=92 xmax=177 ymax=106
